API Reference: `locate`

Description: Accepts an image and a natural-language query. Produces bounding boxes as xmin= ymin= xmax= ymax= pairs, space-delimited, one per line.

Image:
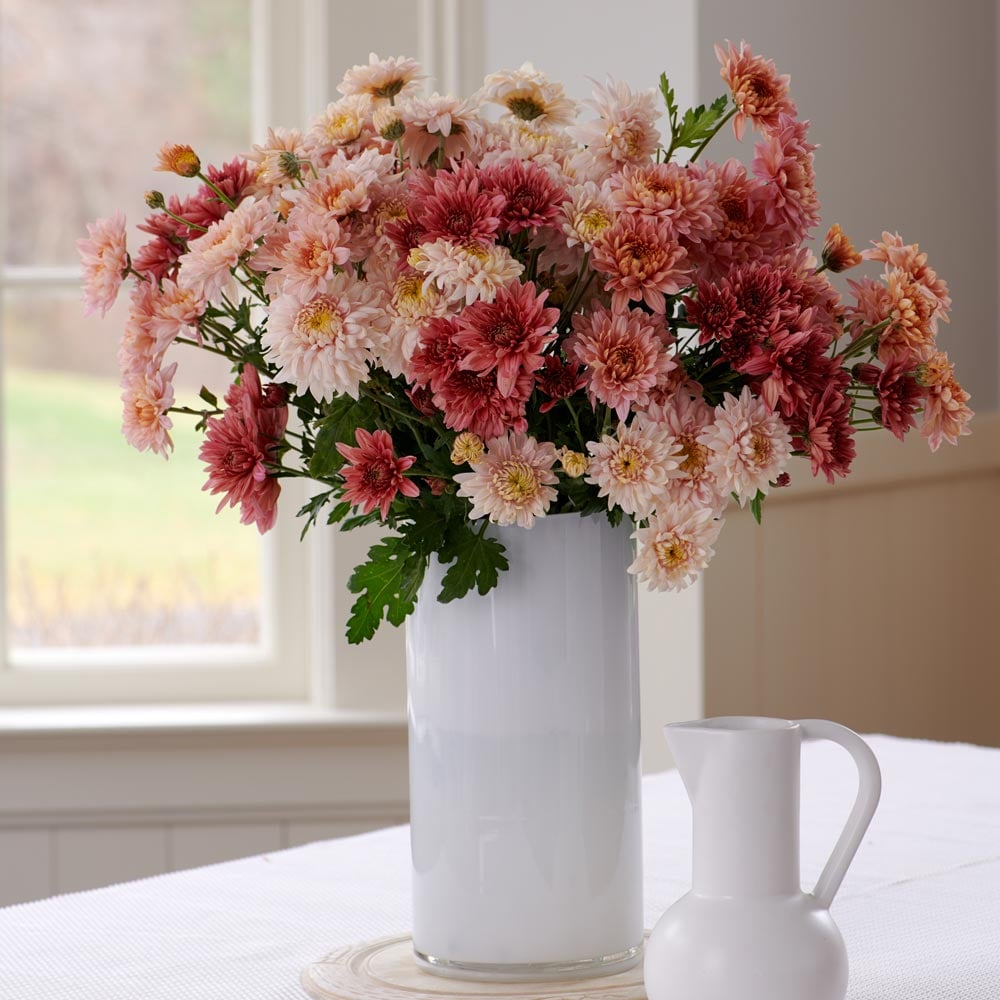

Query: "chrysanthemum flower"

xmin=401 ymin=93 xmax=483 ymax=165
xmin=874 ymin=358 xmax=923 ymax=441
xmin=117 ymin=285 xmax=163 ymax=381
xmin=408 ymin=316 xmax=464 ymax=393
xmin=916 ymin=351 xmax=973 ymax=451
xmin=751 ymin=114 xmax=820 ymax=245
xmin=338 ymin=53 xmax=423 ymax=102
xmin=185 ymin=159 xmax=258 ymax=229
xmin=481 ymin=158 xmax=566 ymax=234
xmin=568 ymin=78 xmax=662 ymax=173
xmin=453 ymin=280 xmax=560 ymax=396
xmin=336 ymin=428 xmax=420 ymax=519
xmin=822 ymin=224 xmax=863 ymax=273
xmin=451 ymin=431 xmax=485 ymax=465
xmin=77 ymin=211 xmax=128 ymax=317
xmin=246 ymin=127 xmax=310 ymax=193
xmin=536 ymin=355 xmax=587 ymax=413
xmin=561 ymin=182 xmax=616 ymax=250
xmin=699 ymin=386 xmax=791 ymax=503
xmin=630 ymin=502 xmax=724 ymax=592
xmin=792 ymin=380 xmax=856 ymax=483
xmin=267 ymin=210 xmax=350 ymax=299
xmin=863 ymin=231 xmax=951 ymax=320
xmin=568 ymin=304 xmax=675 ymax=419
xmin=288 ymin=148 xmax=391 ymax=220
xmin=409 ymin=162 xmax=505 ymax=246
xmin=455 ymin=432 xmax=559 ymax=528
xmin=409 ymin=238 xmax=523 ymax=304
xmin=148 ymin=279 xmax=205 ymax=348
xmin=848 ymin=269 xmax=941 ymax=365
xmin=133 ymin=205 xmax=191 ymax=283
xmin=264 ymin=275 xmax=389 ymax=400
xmin=479 ymin=63 xmax=577 ymax=127
xmin=377 ymin=269 xmax=450 ymax=378
xmin=585 ymin=420 xmax=681 ymax=518
xmin=155 ymin=143 xmax=201 ymax=178
xmin=592 ymin=214 xmax=692 ymax=314
xmin=715 ymin=40 xmax=796 ymax=141
xmin=200 ymin=365 xmax=288 ymax=534
xmin=644 ymin=393 xmax=722 ymax=508
xmin=307 ymin=95 xmax=371 ymax=155
xmin=609 ymin=163 xmax=722 ymax=245
xmin=434 ymin=369 xmax=532 ymax=440
xmin=121 ymin=361 xmax=177 ymax=459
xmin=559 ymin=449 xmax=589 ymax=478
xmin=177 ymin=196 xmax=276 ymax=302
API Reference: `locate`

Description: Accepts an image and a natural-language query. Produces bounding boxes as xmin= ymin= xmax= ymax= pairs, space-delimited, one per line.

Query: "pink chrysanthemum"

xmin=78 ymin=211 xmax=128 ymax=317
xmin=376 ymin=270 xmax=450 ymax=378
xmin=847 ymin=269 xmax=940 ymax=366
xmin=699 ymin=386 xmax=791 ymax=503
xmin=750 ymin=114 xmax=820 ymax=245
xmin=715 ymin=40 xmax=796 ymax=141
xmin=481 ymin=158 xmax=566 ymax=234
xmin=148 ymin=279 xmax=205 ymax=350
xmin=200 ymin=365 xmax=288 ymax=534
xmin=268 ymin=210 xmax=350 ymax=299
xmin=264 ymin=275 xmax=389 ymax=400
xmin=178 ymin=196 xmax=275 ymax=302
xmin=401 ymin=93 xmax=483 ymax=165
xmin=792 ymin=380 xmax=856 ymax=483
xmin=434 ymin=368 xmax=532 ymax=441
xmin=568 ymin=303 xmax=675 ymax=419
xmin=121 ymin=361 xmax=177 ymax=459
xmin=917 ymin=351 xmax=974 ymax=451
xmin=863 ymin=232 xmax=951 ymax=320
xmin=409 ymin=162 xmax=505 ymax=246
xmin=536 ymin=355 xmax=588 ymax=413
xmin=591 ymin=214 xmax=691 ymax=314
xmin=608 ymin=163 xmax=722 ymax=245
xmin=338 ymin=53 xmax=423 ymax=101
xmin=479 ymin=63 xmax=577 ymax=128
xmin=409 ymin=238 xmax=523 ymax=305
xmin=585 ymin=419 xmax=681 ymax=518
xmin=568 ymin=78 xmax=662 ymax=174
xmin=875 ymin=358 xmax=923 ymax=442
xmin=408 ymin=316 xmax=465 ymax=393
xmin=336 ymin=428 xmax=420 ymax=519
xmin=288 ymin=148 xmax=393 ymax=222
xmin=453 ymin=281 xmax=559 ymax=396
xmin=629 ymin=501 xmax=724 ymax=592
xmin=455 ymin=432 xmax=559 ymax=528
xmin=644 ymin=392 xmax=722 ymax=508
xmin=245 ymin=127 xmax=310 ymax=194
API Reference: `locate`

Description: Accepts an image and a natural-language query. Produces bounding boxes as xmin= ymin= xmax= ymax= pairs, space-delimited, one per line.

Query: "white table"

xmin=1 ymin=736 xmax=998 ymax=999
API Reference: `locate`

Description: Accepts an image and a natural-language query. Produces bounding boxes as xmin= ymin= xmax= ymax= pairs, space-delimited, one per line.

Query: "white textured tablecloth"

xmin=1 ymin=736 xmax=998 ymax=999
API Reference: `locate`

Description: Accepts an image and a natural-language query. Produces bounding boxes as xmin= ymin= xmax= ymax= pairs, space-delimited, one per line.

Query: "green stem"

xmin=197 ymin=172 xmax=237 ymax=210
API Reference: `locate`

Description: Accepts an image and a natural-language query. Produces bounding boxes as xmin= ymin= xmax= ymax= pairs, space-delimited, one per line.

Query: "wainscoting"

xmin=704 ymin=413 xmax=1000 ymax=746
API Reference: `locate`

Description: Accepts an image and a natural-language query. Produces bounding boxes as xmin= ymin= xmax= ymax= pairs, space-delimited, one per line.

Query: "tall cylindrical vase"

xmin=406 ymin=513 xmax=643 ymax=981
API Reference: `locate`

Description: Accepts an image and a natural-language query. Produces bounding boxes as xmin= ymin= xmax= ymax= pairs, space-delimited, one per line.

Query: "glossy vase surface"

xmin=645 ymin=717 xmax=881 ymax=1000
xmin=406 ymin=513 xmax=643 ymax=981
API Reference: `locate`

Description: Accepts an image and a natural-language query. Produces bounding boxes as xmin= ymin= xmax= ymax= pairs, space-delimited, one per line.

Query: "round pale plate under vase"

xmin=301 ymin=935 xmax=648 ymax=1000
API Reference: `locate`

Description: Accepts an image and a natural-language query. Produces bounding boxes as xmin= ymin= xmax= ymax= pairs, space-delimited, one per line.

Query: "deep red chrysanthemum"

xmin=336 ymin=428 xmax=420 ymax=519
xmin=875 ymin=358 xmax=923 ymax=441
xmin=408 ymin=316 xmax=464 ymax=393
xmin=200 ymin=365 xmax=289 ymax=534
xmin=453 ymin=280 xmax=559 ymax=397
xmin=409 ymin=161 xmax=505 ymax=245
xmin=134 ymin=197 xmax=197 ymax=281
xmin=433 ymin=368 xmax=532 ymax=440
xmin=536 ymin=355 xmax=587 ymax=413
xmin=792 ymin=379 xmax=856 ymax=484
xmin=684 ymin=283 xmax=744 ymax=345
xmin=184 ymin=158 xmax=257 ymax=229
xmin=481 ymin=159 xmax=566 ymax=234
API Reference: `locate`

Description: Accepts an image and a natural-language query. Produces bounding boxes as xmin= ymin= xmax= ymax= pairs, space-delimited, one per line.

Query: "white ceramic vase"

xmin=406 ymin=513 xmax=644 ymax=981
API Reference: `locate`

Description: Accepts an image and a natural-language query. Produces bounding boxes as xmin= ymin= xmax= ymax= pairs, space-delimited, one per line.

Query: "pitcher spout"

xmin=664 ymin=721 xmax=716 ymax=801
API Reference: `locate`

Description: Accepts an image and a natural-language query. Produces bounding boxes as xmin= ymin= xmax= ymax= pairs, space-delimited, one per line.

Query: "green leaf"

xmin=749 ymin=489 xmax=765 ymax=525
xmin=437 ymin=523 xmax=509 ymax=604
xmin=309 ymin=394 xmax=370 ymax=478
xmin=659 ymin=72 xmax=679 ymax=130
xmin=198 ymin=385 xmax=218 ymax=408
xmin=326 ymin=500 xmax=353 ymax=526
xmin=672 ymin=93 xmax=729 ymax=150
xmin=296 ymin=488 xmax=336 ymax=539
xmin=346 ymin=535 xmax=427 ymax=644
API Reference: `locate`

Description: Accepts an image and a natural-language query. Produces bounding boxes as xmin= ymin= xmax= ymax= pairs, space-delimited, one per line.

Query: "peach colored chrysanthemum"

xmin=585 ymin=420 xmax=681 ymax=518
xmin=267 ymin=210 xmax=350 ymax=299
xmin=917 ymin=350 xmax=974 ymax=451
xmin=822 ymin=224 xmax=862 ymax=273
xmin=148 ymin=279 xmax=205 ymax=347
xmin=629 ymin=502 xmax=724 ymax=592
xmin=716 ymin=40 xmax=796 ymax=141
xmin=750 ymin=113 xmax=819 ymax=244
xmin=155 ymin=143 xmax=201 ymax=178
xmin=121 ymin=361 xmax=177 ymax=459
xmin=455 ymin=432 xmax=559 ymax=528
xmin=644 ymin=392 xmax=722 ymax=508
xmin=246 ymin=127 xmax=310 ymax=193
xmin=263 ymin=275 xmax=389 ymax=401
xmin=337 ymin=428 xmax=420 ymax=519
xmin=288 ymin=148 xmax=393 ymax=221
xmin=591 ymin=214 xmax=692 ymax=314
xmin=847 ymin=268 xmax=941 ymax=365
xmin=561 ymin=181 xmax=616 ymax=250
xmin=608 ymin=163 xmax=722 ymax=245
xmin=698 ymin=386 xmax=791 ymax=504
xmin=307 ymin=95 xmax=371 ymax=155
xmin=863 ymin=231 xmax=951 ymax=319
xmin=338 ymin=53 xmax=423 ymax=101
xmin=479 ymin=63 xmax=577 ymax=127
xmin=568 ymin=78 xmax=661 ymax=174
xmin=568 ymin=303 xmax=676 ymax=419
xmin=409 ymin=238 xmax=523 ymax=304
xmin=401 ymin=94 xmax=483 ymax=165
xmin=177 ymin=196 xmax=276 ymax=302
xmin=78 ymin=211 xmax=128 ymax=318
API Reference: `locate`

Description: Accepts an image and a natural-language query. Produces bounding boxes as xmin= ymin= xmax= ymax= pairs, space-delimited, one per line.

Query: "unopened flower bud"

xmin=451 ymin=432 xmax=485 ymax=465
xmin=774 ymin=471 xmax=791 ymax=488
xmin=851 ymin=363 xmax=880 ymax=386
xmin=144 ymin=190 xmax=166 ymax=210
xmin=870 ymin=405 xmax=884 ymax=427
xmin=425 ymin=477 xmax=448 ymax=496
xmin=373 ymin=104 xmax=406 ymax=142
xmin=821 ymin=223 xmax=863 ymax=273
xmin=559 ymin=449 xmax=589 ymax=478
xmin=155 ymin=143 xmax=201 ymax=178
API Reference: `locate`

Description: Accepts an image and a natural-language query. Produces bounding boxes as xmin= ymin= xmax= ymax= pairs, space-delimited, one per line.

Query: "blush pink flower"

xmin=863 ymin=231 xmax=951 ymax=320
xmin=245 ymin=127 xmax=310 ymax=194
xmin=481 ymin=158 xmax=566 ymax=234
xmin=78 ymin=211 xmax=128 ymax=317
xmin=715 ymin=40 xmax=796 ymax=141
xmin=591 ymin=214 xmax=691 ymax=313
xmin=455 ymin=432 xmax=559 ymax=528
xmin=117 ymin=282 xmax=168 ymax=380
xmin=453 ymin=280 xmax=559 ymax=396
xmin=568 ymin=304 xmax=675 ymax=419
xmin=792 ymin=379 xmax=856 ymax=483
xmin=338 ymin=53 xmax=423 ymax=101
xmin=286 ymin=149 xmax=390 ymax=220
xmin=629 ymin=501 xmax=724 ymax=592
xmin=148 ymin=279 xmax=205 ymax=347
xmin=568 ymin=78 xmax=662 ymax=174
xmin=699 ymin=386 xmax=791 ymax=504
xmin=585 ymin=419 xmax=681 ymax=518
xmin=268 ymin=210 xmax=350 ymax=299
xmin=644 ymin=392 xmax=722 ymax=508
xmin=917 ymin=351 xmax=974 ymax=451
xmin=121 ymin=361 xmax=176 ymax=459
xmin=479 ymin=63 xmax=577 ymax=128
xmin=751 ymin=114 xmax=820 ymax=244
xmin=336 ymin=428 xmax=420 ymax=519
xmin=200 ymin=365 xmax=289 ymax=534
xmin=409 ymin=161 xmax=505 ymax=246
xmin=401 ymin=93 xmax=483 ymax=165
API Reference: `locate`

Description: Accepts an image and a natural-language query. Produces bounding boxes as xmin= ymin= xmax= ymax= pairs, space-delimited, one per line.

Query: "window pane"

xmin=3 ymin=289 xmax=262 ymax=648
xmin=1 ymin=0 xmax=253 ymax=266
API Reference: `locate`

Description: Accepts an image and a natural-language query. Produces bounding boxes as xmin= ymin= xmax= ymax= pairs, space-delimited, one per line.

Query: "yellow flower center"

xmin=493 ymin=459 xmax=539 ymax=504
xmin=750 ymin=431 xmax=771 ymax=466
xmin=654 ymin=534 xmax=690 ymax=570
xmin=610 ymin=443 xmax=647 ymax=483
xmin=678 ymin=435 xmax=709 ymax=478
xmin=576 ymin=208 xmax=612 ymax=244
xmin=295 ymin=295 xmax=344 ymax=344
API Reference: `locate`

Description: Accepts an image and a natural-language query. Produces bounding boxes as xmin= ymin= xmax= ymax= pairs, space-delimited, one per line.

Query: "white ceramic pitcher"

xmin=645 ymin=717 xmax=882 ymax=1000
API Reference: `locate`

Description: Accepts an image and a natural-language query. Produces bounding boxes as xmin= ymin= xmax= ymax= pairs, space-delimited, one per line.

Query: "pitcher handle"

xmin=797 ymin=719 xmax=882 ymax=908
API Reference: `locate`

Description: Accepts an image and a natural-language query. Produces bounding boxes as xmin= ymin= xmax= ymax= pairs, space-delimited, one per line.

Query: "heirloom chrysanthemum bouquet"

xmin=79 ymin=44 xmax=972 ymax=642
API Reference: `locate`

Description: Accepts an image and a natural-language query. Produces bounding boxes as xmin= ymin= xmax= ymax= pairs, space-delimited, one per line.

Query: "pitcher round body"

xmin=406 ymin=513 xmax=644 ymax=980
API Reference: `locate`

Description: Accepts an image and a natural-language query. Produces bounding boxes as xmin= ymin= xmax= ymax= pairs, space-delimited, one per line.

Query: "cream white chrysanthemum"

xmin=307 ymin=95 xmax=371 ymax=153
xmin=567 ymin=79 xmax=662 ymax=176
xmin=409 ymin=238 xmax=524 ymax=305
xmin=400 ymin=94 xmax=484 ymax=165
xmin=337 ymin=53 xmax=423 ymax=101
xmin=376 ymin=269 xmax=451 ymax=378
xmin=455 ymin=433 xmax=559 ymax=528
xmin=698 ymin=386 xmax=792 ymax=504
xmin=246 ymin=127 xmax=310 ymax=193
xmin=479 ymin=63 xmax=577 ymax=127
xmin=585 ymin=420 xmax=681 ymax=518
xmin=263 ymin=275 xmax=389 ymax=401
xmin=562 ymin=182 xmax=616 ymax=250
xmin=629 ymin=502 xmax=724 ymax=592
